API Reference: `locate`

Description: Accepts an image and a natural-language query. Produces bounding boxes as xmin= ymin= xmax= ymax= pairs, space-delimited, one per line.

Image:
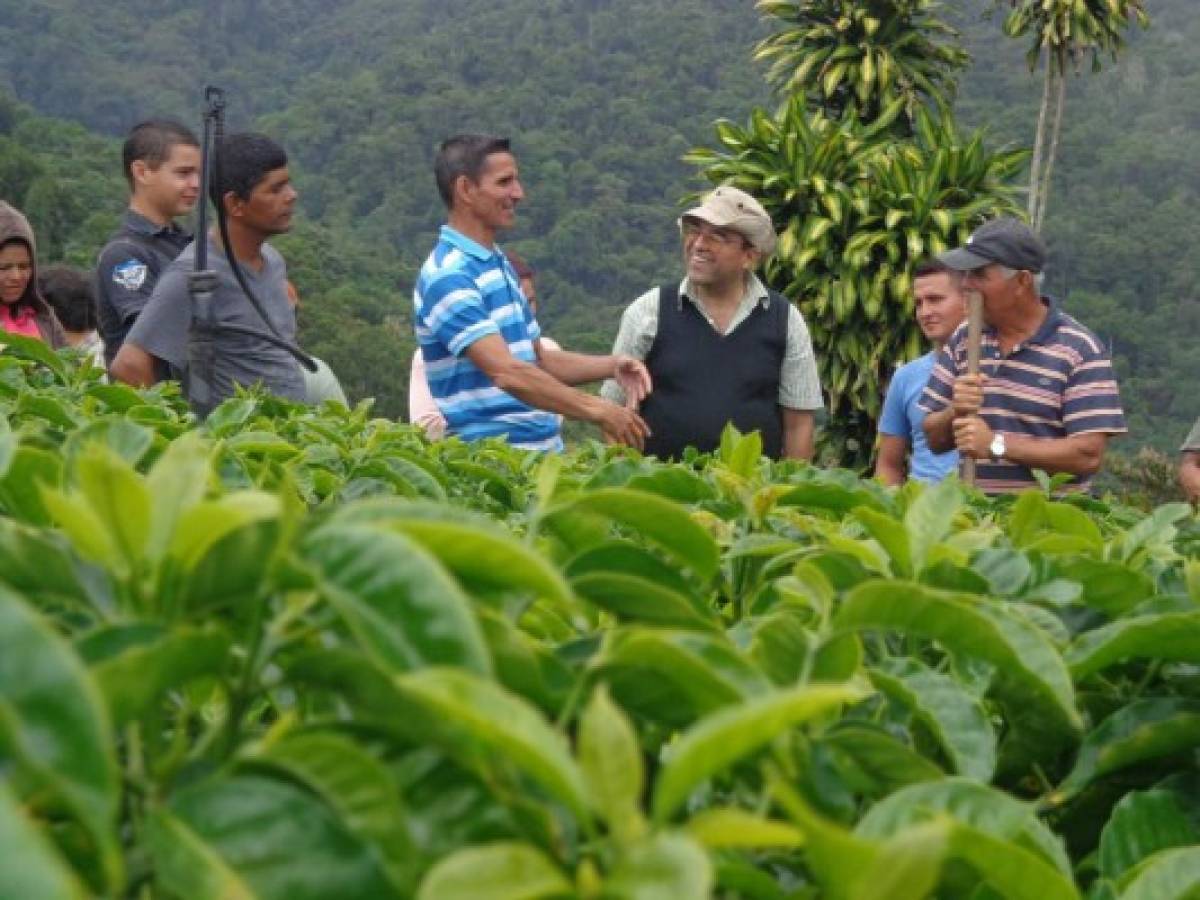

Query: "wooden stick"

xmin=962 ymin=291 xmax=984 ymax=487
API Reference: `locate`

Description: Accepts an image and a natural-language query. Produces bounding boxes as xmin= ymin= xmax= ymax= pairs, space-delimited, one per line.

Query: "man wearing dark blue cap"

xmin=920 ymin=217 xmax=1126 ymax=493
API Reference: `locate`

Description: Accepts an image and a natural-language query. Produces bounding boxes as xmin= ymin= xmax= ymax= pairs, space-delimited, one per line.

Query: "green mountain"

xmin=1 ymin=0 xmax=1196 ymax=451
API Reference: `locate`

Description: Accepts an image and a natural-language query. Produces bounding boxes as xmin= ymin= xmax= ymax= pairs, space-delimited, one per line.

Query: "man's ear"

xmin=221 ymin=191 xmax=243 ymax=219
xmin=130 ymin=160 xmax=150 ymax=185
xmin=453 ymin=174 xmax=475 ymax=208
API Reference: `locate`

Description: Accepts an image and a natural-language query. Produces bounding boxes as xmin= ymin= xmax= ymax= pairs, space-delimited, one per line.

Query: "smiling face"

xmin=681 ymin=217 xmax=759 ymax=290
xmin=0 ymin=241 xmax=33 ymax=306
xmin=134 ymin=142 xmax=202 ymax=221
xmin=458 ymin=151 xmax=523 ymax=237
xmin=913 ymin=270 xmax=966 ymax=345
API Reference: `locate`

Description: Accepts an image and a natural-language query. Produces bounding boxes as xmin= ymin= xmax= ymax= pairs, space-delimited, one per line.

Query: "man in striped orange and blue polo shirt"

xmin=414 ymin=134 xmax=652 ymax=451
xmin=921 ymin=217 xmax=1126 ymax=493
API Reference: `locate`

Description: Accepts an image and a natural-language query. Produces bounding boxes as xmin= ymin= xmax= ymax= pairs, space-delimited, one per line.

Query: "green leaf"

xmin=302 ymin=523 xmax=491 ymax=676
xmin=241 ymin=730 xmax=416 ymax=893
xmin=1118 ymin=846 xmax=1200 ymax=900
xmin=1054 ymin=558 xmax=1154 ymax=617
xmin=73 ymin=442 xmax=153 ymax=568
xmin=416 ymin=842 xmax=571 ymax=900
xmin=684 ymin=808 xmax=805 ymax=849
xmin=652 ymin=682 xmax=867 ymax=822
xmin=395 ymin=667 xmax=590 ymax=822
xmin=851 ymin=819 xmax=950 ymax=900
xmin=821 ymin=723 xmax=944 ymax=795
xmin=1 ymin=330 xmax=68 ymax=379
xmin=605 ymin=832 xmax=714 ymax=900
xmin=571 ymin=571 xmax=716 ymax=631
xmin=856 ymin=779 xmax=1071 ymax=877
xmin=0 ymin=780 xmax=88 ymax=899
xmin=947 ymin=822 xmax=1080 ymax=900
xmin=89 ymin=625 xmax=230 ymax=727
xmin=1099 ymin=790 xmax=1200 ymax=881
xmin=150 ymin=774 xmax=401 ymax=899
xmin=169 ymin=491 xmax=281 ymax=568
xmin=599 ymin=628 xmax=769 ymax=727
xmin=579 ymin=684 xmax=646 ymax=844
xmin=903 ymin=478 xmax=962 ymax=574
xmin=869 ymin=656 xmax=997 ymax=782
xmin=144 ymin=431 xmax=213 ymax=562
xmin=545 ymin=487 xmax=720 ymax=580
xmin=1067 ymin=612 xmax=1200 ymax=681
xmin=145 ymin=808 xmax=256 ymax=900
xmin=330 ymin=499 xmax=575 ymax=612
xmin=1055 ymin=699 xmax=1200 ymax=801
xmin=833 ymin=580 xmax=1081 ymax=776
xmin=0 ymin=585 xmax=120 ymax=891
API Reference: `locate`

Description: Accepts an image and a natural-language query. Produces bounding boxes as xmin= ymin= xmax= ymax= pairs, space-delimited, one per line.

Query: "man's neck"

xmin=446 ymin=211 xmax=496 ymax=250
xmin=691 ymin=274 xmax=748 ymax=311
xmin=209 ymin=223 xmax=267 ymax=270
xmin=128 ymin=197 xmax=172 ymax=229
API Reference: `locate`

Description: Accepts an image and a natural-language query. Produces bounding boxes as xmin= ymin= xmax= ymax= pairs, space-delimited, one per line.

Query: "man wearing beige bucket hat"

xmin=601 ymin=185 xmax=822 ymax=460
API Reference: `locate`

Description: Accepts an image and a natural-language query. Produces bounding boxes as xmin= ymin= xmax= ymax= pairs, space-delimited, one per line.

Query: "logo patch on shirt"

xmin=112 ymin=259 xmax=148 ymax=290
xmin=1038 ymin=377 xmax=1052 ymax=386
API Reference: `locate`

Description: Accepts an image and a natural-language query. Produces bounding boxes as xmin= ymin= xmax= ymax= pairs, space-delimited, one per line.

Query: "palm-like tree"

xmin=996 ymin=0 xmax=1148 ymax=230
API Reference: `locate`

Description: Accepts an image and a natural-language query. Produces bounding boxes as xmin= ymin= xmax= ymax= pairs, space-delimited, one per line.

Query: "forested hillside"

xmin=0 ymin=0 xmax=1196 ymax=450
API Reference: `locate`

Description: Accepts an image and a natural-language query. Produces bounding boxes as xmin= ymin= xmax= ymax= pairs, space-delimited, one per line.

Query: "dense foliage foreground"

xmin=1 ymin=342 xmax=1199 ymax=899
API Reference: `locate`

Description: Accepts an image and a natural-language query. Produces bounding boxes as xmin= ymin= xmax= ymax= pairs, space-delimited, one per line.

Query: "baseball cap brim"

xmin=937 ymin=246 xmax=993 ymax=271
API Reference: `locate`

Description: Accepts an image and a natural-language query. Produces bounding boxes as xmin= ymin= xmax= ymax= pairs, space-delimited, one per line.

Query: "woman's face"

xmin=0 ymin=242 xmax=33 ymax=306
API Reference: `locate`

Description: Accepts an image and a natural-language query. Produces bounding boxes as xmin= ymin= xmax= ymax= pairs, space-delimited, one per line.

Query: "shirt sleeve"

xmin=417 ymin=271 xmax=499 ymax=357
xmin=779 ymin=305 xmax=823 ymax=410
xmin=1062 ymin=343 xmax=1127 ymax=435
xmin=1182 ymin=417 xmax=1200 ymax=452
xmin=96 ymin=241 xmax=157 ymax=329
xmin=408 ymin=350 xmax=447 ymax=439
xmin=124 ymin=263 xmax=190 ymax=370
xmin=600 ymin=287 xmax=660 ymax=405
xmin=878 ymin=366 xmax=911 ymax=438
xmin=918 ymin=340 xmax=959 ymax=414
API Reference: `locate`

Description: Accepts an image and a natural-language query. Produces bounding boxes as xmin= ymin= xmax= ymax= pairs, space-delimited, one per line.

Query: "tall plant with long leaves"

xmin=689 ymin=0 xmax=1026 ymax=469
xmin=755 ymin=0 xmax=969 ymax=124
xmin=996 ymin=0 xmax=1148 ymax=231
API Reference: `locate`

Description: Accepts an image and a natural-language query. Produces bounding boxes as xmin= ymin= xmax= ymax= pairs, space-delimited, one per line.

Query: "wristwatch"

xmin=989 ymin=431 xmax=1007 ymax=461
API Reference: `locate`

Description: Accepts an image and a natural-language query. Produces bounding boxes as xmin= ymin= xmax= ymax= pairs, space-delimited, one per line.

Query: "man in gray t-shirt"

xmin=125 ymin=237 xmax=305 ymax=403
xmin=112 ymin=132 xmax=307 ymax=409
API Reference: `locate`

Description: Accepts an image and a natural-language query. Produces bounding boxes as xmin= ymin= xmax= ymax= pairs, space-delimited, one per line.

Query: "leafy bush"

xmin=0 ymin=345 xmax=1198 ymax=898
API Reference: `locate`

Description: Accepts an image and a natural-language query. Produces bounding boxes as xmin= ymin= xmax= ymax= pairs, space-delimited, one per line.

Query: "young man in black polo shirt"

xmin=96 ymin=119 xmax=200 ymax=367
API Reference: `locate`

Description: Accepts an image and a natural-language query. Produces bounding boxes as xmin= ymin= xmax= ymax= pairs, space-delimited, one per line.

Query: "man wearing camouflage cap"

xmin=601 ymin=185 xmax=822 ymax=460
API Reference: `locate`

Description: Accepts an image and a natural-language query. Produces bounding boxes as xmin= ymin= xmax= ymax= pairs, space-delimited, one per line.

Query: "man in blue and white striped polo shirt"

xmin=922 ymin=217 xmax=1126 ymax=493
xmin=414 ymin=134 xmax=652 ymax=451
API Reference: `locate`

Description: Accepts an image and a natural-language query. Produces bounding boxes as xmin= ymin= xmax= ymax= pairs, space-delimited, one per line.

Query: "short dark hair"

xmin=210 ymin=132 xmax=288 ymax=210
xmin=506 ymin=249 xmax=535 ymax=280
xmin=913 ymin=259 xmax=960 ymax=281
xmin=122 ymin=119 xmax=199 ymax=186
xmin=39 ymin=265 xmax=96 ymax=332
xmin=434 ymin=134 xmax=511 ymax=207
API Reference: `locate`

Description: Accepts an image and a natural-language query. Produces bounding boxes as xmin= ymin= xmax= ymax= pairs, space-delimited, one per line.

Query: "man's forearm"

xmin=781 ymin=408 xmax=815 ymax=461
xmin=492 ymin=357 xmax=607 ymax=422
xmin=1000 ymin=432 xmax=1107 ymax=477
xmin=923 ymin=406 xmax=956 ymax=452
xmin=537 ymin=347 xmax=614 ymax=386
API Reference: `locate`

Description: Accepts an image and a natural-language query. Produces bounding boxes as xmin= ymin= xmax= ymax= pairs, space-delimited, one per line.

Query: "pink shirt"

xmin=408 ymin=335 xmax=562 ymax=440
xmin=0 ymin=304 xmax=43 ymax=340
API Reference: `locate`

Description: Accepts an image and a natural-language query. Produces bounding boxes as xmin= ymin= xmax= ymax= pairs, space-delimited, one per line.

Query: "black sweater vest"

xmin=640 ymin=283 xmax=788 ymax=460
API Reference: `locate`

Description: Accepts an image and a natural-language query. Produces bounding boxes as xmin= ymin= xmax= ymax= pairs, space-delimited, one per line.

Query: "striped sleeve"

xmin=1062 ymin=344 xmax=1126 ymax=435
xmin=418 ymin=271 xmax=499 ymax=356
xmin=917 ymin=342 xmax=958 ymax=414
